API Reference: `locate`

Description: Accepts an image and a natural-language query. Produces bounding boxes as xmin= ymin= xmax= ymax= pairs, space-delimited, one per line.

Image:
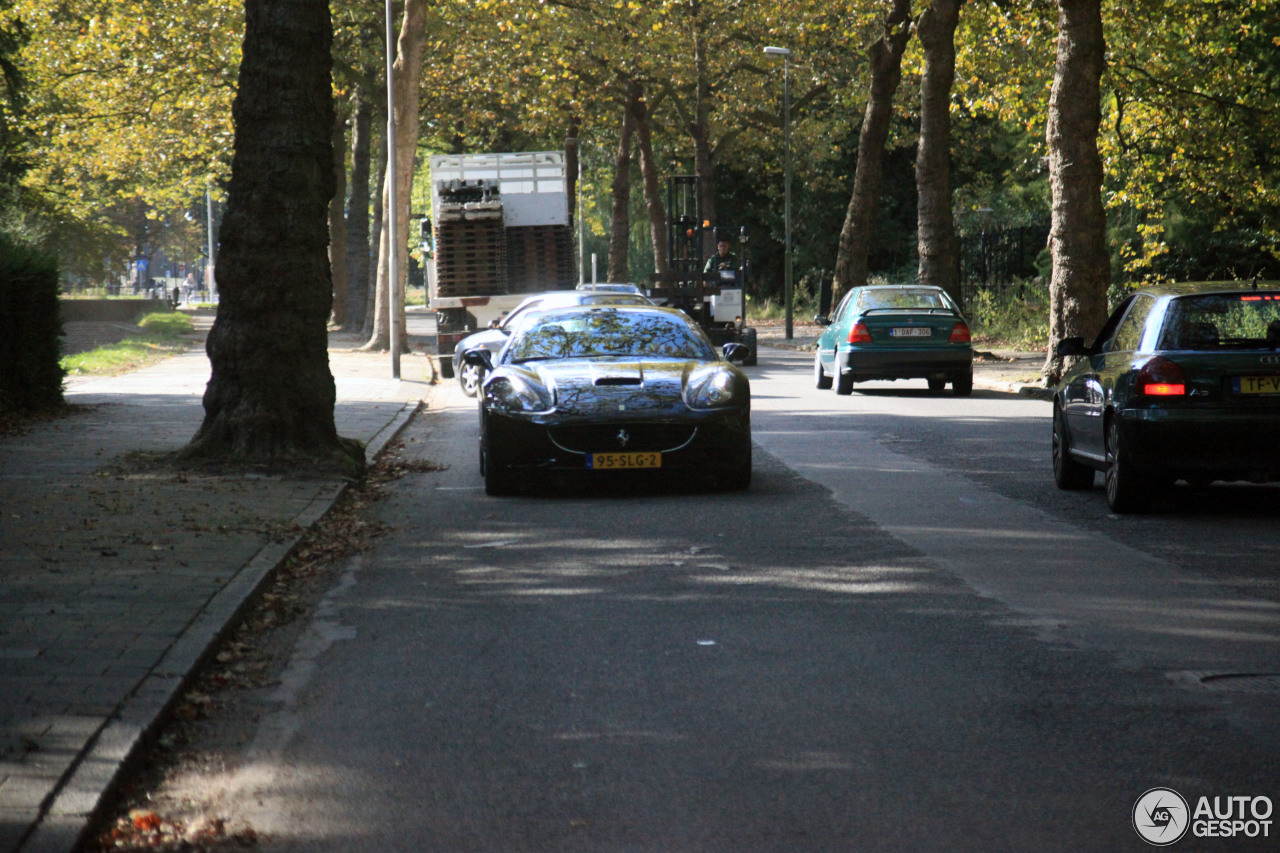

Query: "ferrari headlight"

xmin=484 ymin=373 xmax=554 ymax=415
xmin=686 ymin=368 xmax=739 ymax=410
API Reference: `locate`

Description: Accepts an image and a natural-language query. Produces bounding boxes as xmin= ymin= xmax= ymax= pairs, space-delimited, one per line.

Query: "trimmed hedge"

xmin=0 ymin=235 xmax=64 ymax=414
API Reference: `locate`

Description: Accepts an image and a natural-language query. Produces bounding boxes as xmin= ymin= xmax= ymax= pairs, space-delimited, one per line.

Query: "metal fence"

xmin=959 ymin=223 xmax=1050 ymax=307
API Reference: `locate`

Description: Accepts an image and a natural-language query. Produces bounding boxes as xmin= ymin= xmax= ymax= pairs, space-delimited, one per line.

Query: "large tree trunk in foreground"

xmin=185 ymin=0 xmax=360 ymax=472
xmin=342 ymin=84 xmax=372 ymax=332
xmin=364 ymin=0 xmax=427 ymax=352
xmin=606 ymin=91 xmax=634 ymax=284
xmin=1043 ymin=0 xmax=1110 ymax=383
xmin=831 ymin=0 xmax=914 ymax=307
xmin=916 ymin=0 xmax=962 ymax=305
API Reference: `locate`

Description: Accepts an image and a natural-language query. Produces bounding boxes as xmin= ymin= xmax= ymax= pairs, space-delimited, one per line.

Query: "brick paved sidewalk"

xmin=0 ymin=333 xmax=435 ymax=853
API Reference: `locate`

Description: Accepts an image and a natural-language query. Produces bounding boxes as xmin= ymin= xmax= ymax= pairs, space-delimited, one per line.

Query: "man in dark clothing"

xmin=703 ymin=238 xmax=738 ymax=275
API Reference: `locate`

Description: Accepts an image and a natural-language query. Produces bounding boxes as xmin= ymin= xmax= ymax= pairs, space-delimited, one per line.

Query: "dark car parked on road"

xmin=1052 ymin=280 xmax=1280 ymax=512
xmin=463 ymin=304 xmax=752 ymax=495
xmin=813 ymin=284 xmax=973 ymax=396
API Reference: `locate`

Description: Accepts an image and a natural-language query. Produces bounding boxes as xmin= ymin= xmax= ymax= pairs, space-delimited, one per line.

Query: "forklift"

xmin=649 ymin=175 xmax=758 ymax=366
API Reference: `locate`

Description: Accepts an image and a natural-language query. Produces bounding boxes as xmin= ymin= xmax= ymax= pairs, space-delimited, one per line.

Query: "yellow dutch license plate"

xmin=587 ymin=451 xmax=662 ymax=470
xmin=1235 ymin=376 xmax=1280 ymax=395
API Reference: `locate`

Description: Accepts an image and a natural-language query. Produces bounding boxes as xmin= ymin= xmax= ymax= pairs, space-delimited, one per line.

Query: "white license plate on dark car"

xmin=890 ymin=327 xmax=932 ymax=338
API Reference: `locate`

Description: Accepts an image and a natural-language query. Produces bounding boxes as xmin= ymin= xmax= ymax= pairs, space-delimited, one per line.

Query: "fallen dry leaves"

xmin=97 ymin=810 xmax=257 ymax=851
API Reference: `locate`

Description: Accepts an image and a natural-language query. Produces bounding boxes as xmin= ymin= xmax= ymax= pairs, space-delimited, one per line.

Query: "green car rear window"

xmin=859 ymin=289 xmax=952 ymax=311
xmin=1158 ymin=292 xmax=1280 ymax=350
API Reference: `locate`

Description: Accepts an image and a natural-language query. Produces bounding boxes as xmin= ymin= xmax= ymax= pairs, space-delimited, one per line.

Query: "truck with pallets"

xmin=425 ymin=151 xmax=575 ymax=378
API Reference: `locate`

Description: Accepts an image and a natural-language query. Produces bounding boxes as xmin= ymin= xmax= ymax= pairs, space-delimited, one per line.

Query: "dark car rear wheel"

xmin=1104 ymin=416 xmax=1152 ymax=513
xmin=741 ymin=327 xmax=758 ymax=367
xmin=951 ymin=370 xmax=973 ymax=397
xmin=814 ymin=351 xmax=833 ymax=389
xmin=927 ymin=377 xmax=946 ymax=394
xmin=1052 ymin=404 xmax=1095 ymax=490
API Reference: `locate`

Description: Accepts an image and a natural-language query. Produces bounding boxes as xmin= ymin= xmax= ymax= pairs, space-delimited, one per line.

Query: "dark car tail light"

xmin=948 ymin=322 xmax=971 ymax=343
xmin=1137 ymin=356 xmax=1187 ymax=396
xmin=848 ymin=321 xmax=872 ymax=344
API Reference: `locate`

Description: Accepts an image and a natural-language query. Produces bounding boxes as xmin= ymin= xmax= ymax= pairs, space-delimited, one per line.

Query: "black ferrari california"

xmin=462 ymin=304 xmax=753 ymax=495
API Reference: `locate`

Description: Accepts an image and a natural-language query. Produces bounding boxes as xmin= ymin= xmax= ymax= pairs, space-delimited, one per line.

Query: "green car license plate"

xmin=1234 ymin=376 xmax=1280 ymax=395
xmin=889 ymin=327 xmax=932 ymax=338
xmin=587 ymin=451 xmax=662 ymax=470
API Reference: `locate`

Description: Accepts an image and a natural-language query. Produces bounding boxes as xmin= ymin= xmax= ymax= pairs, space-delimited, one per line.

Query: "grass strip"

xmin=62 ymin=312 xmax=196 ymax=376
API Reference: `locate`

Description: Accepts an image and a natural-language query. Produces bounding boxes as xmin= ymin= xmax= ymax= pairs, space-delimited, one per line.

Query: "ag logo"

xmin=1134 ymin=788 xmax=1190 ymax=845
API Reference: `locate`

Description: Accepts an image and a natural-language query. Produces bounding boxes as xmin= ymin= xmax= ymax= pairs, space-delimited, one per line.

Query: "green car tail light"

xmin=948 ymin=322 xmax=971 ymax=343
xmin=1138 ymin=356 xmax=1187 ymax=396
xmin=848 ymin=321 xmax=872 ymax=344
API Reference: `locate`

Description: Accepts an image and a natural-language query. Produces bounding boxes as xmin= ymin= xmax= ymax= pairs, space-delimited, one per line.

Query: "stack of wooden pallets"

xmin=434 ymin=219 xmax=506 ymax=297
xmin=507 ymin=224 xmax=574 ymax=293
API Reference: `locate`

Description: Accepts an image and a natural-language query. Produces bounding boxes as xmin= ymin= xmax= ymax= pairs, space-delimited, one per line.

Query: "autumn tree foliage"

xmin=7 ymin=0 xmax=239 ymax=216
xmin=1 ymin=0 xmax=1276 ymax=447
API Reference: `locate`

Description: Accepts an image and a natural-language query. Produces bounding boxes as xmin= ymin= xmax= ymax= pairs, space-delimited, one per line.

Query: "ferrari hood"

xmin=529 ymin=359 xmax=698 ymax=415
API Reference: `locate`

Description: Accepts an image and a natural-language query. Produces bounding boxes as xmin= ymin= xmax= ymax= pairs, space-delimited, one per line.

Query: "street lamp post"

xmin=205 ymin=189 xmax=216 ymax=301
xmin=763 ymin=46 xmax=793 ymax=340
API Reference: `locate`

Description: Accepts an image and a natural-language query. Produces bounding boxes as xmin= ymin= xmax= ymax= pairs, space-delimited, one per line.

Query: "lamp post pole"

xmin=205 ymin=189 xmax=216 ymax=301
xmin=764 ymin=46 xmax=793 ymax=339
xmin=385 ymin=0 xmax=401 ymax=379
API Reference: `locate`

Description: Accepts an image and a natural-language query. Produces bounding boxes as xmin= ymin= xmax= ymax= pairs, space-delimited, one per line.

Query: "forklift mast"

xmin=665 ymin=175 xmax=706 ymax=288
xmin=649 ymin=175 xmax=757 ymax=364
xmin=652 ymin=176 xmax=747 ymax=315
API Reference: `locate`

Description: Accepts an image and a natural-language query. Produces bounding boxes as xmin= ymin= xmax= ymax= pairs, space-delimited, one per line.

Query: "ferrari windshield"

xmin=509 ymin=309 xmax=715 ymax=362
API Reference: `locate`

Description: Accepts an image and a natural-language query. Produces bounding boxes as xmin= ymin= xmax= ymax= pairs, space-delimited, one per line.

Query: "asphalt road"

xmin=205 ymin=347 xmax=1280 ymax=852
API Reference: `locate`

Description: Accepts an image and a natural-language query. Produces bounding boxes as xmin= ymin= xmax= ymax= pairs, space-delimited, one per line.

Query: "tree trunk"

xmin=362 ymin=128 xmax=386 ymax=340
xmin=831 ymin=0 xmax=914 ymax=307
xmin=364 ymin=0 xmax=427 ymax=352
xmin=343 ymin=84 xmax=372 ymax=332
xmin=916 ymin=0 xmax=962 ymax=305
xmin=565 ymin=123 xmax=579 ymax=226
xmin=184 ymin=0 xmax=360 ymax=473
xmin=328 ymin=100 xmax=349 ymax=327
xmin=630 ymin=88 xmax=670 ymax=280
xmin=1042 ymin=0 xmax=1110 ymax=383
xmin=606 ymin=90 xmax=635 ymax=284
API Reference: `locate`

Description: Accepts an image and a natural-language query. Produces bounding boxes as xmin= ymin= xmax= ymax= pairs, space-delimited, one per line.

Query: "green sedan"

xmin=1053 ymin=280 xmax=1280 ymax=513
xmin=813 ymin=284 xmax=974 ymax=396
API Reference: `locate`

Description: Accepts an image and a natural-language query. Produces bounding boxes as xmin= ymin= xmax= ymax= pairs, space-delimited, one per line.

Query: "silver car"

xmin=451 ymin=290 xmax=653 ymax=396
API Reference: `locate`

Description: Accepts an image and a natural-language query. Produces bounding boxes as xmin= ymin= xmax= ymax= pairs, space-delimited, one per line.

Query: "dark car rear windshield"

xmin=1158 ymin=292 xmax=1280 ymax=350
xmin=511 ymin=310 xmax=715 ymax=362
